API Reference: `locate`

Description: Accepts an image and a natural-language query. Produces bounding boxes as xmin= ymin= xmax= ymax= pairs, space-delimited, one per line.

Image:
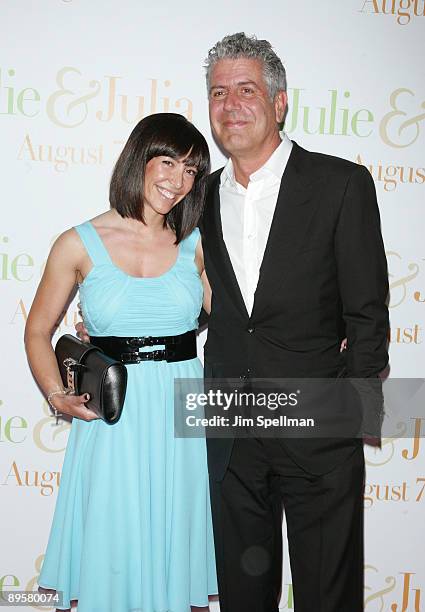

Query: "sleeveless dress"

xmin=38 ymin=221 xmax=217 ymax=612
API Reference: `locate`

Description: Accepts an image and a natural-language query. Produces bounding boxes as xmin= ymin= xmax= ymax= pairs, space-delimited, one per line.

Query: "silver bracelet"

xmin=47 ymin=389 xmax=67 ymax=425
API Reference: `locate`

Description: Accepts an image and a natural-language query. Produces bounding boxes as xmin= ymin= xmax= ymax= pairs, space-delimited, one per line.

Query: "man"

xmin=77 ymin=33 xmax=389 ymax=611
xmin=200 ymin=33 xmax=388 ymax=612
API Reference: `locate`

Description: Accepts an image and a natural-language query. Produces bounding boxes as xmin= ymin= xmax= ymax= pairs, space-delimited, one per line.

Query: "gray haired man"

xmin=200 ymin=33 xmax=388 ymax=612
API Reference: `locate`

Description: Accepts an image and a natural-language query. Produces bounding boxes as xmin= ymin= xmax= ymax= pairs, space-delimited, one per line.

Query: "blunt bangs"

xmin=145 ymin=120 xmax=210 ymax=178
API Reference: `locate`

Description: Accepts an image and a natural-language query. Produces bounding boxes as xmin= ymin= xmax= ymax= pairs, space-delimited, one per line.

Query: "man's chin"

xmin=220 ymin=135 xmax=252 ymax=156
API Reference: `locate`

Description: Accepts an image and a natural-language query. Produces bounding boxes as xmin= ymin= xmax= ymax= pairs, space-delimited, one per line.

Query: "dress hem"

xmin=38 ymin=583 xmax=219 ymax=611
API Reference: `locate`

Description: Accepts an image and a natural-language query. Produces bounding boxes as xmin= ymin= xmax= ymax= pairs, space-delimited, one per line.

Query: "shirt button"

xmin=247 ymin=234 xmax=254 ymax=240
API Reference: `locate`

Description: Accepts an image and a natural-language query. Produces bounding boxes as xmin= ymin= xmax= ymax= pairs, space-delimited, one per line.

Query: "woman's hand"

xmin=75 ymin=319 xmax=91 ymax=343
xmin=50 ymin=392 xmax=99 ymax=422
xmin=340 ymin=338 xmax=347 ymax=352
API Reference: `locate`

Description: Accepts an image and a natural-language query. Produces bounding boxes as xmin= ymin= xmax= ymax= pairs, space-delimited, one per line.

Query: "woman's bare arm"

xmin=200 ymin=269 xmax=212 ymax=315
xmin=24 ymin=229 xmax=98 ymax=421
xmin=195 ymin=237 xmax=212 ymax=315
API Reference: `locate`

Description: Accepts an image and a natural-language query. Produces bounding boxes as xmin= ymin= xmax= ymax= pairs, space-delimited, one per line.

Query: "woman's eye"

xmin=162 ymin=159 xmax=173 ymax=166
xmin=185 ymin=168 xmax=197 ymax=176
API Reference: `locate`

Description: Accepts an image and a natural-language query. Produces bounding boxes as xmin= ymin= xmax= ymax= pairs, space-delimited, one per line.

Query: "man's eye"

xmin=162 ymin=159 xmax=173 ymax=166
xmin=241 ymin=87 xmax=254 ymax=95
xmin=212 ymin=90 xmax=226 ymax=98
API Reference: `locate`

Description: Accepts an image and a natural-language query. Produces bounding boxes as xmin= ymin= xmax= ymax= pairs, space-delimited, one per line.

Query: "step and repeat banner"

xmin=1 ymin=1 xmax=424 ymax=610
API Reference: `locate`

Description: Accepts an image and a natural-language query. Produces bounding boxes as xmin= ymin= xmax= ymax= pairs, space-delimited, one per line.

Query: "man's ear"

xmin=274 ymin=90 xmax=287 ymax=124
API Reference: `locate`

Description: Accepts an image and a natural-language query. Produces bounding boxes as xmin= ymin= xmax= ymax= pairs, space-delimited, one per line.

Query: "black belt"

xmin=90 ymin=330 xmax=197 ymax=364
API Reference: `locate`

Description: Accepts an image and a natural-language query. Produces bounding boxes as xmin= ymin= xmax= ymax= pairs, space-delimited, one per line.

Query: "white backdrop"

xmin=1 ymin=1 xmax=424 ymax=610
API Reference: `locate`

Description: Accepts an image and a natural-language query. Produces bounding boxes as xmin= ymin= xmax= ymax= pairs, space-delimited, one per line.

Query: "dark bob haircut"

xmin=110 ymin=113 xmax=210 ymax=243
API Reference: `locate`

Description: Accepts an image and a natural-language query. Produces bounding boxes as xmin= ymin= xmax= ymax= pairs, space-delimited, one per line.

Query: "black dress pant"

xmin=209 ymin=438 xmax=364 ymax=612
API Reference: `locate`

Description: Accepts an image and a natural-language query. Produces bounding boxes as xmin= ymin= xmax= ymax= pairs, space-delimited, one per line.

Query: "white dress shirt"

xmin=220 ymin=132 xmax=293 ymax=314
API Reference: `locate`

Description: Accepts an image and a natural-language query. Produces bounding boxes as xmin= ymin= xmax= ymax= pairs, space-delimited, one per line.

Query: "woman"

xmin=24 ymin=113 xmax=216 ymax=612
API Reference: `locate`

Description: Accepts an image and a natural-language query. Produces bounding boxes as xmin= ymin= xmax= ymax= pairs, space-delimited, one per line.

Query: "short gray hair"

xmin=204 ymin=32 xmax=287 ymax=100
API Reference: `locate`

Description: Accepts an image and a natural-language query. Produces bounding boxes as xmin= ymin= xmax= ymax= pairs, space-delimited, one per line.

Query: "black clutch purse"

xmin=55 ymin=334 xmax=128 ymax=425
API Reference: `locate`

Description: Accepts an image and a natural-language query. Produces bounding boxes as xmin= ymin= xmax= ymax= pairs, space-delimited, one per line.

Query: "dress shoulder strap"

xmin=179 ymin=227 xmax=200 ymax=261
xmin=74 ymin=221 xmax=113 ymax=266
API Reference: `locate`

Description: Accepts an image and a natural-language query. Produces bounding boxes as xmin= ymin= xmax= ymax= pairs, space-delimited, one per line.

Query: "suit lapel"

xmin=204 ymin=172 xmax=249 ymax=318
xmin=251 ymin=142 xmax=320 ymax=321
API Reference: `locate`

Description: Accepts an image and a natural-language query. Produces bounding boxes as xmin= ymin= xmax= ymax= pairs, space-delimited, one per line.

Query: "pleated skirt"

xmin=38 ymin=358 xmax=217 ymax=612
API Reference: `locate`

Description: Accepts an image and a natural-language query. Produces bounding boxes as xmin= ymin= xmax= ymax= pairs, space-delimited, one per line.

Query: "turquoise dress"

xmin=38 ymin=221 xmax=217 ymax=612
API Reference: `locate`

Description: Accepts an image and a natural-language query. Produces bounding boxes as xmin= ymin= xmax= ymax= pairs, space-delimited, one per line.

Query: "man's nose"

xmin=223 ymin=90 xmax=241 ymax=112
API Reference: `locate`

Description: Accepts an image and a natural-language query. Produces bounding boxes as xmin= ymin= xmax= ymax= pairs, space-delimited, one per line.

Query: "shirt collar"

xmin=220 ymin=131 xmax=293 ymax=188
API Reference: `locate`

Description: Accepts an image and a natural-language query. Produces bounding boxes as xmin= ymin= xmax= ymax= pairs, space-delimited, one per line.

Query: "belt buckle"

xmin=138 ymin=349 xmax=165 ymax=361
xmin=121 ymin=352 xmax=139 ymax=364
xmin=121 ymin=349 xmax=166 ymax=363
xmin=126 ymin=336 xmax=155 ymax=348
xmin=135 ymin=349 xmax=165 ymax=362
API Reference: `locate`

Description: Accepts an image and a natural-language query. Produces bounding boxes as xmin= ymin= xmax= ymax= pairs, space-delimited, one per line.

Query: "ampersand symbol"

xmin=46 ymin=67 xmax=101 ymax=128
xmin=380 ymin=88 xmax=425 ymax=148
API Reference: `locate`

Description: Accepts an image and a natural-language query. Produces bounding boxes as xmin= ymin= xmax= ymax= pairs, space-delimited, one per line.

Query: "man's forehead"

xmin=210 ymin=58 xmax=264 ymax=85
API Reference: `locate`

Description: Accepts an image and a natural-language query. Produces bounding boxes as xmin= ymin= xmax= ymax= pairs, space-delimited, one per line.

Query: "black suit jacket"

xmin=200 ymin=141 xmax=389 ymax=480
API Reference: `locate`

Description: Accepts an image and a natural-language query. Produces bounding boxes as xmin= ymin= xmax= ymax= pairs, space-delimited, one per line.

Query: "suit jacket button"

xmin=247 ymin=327 xmax=255 ymax=333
